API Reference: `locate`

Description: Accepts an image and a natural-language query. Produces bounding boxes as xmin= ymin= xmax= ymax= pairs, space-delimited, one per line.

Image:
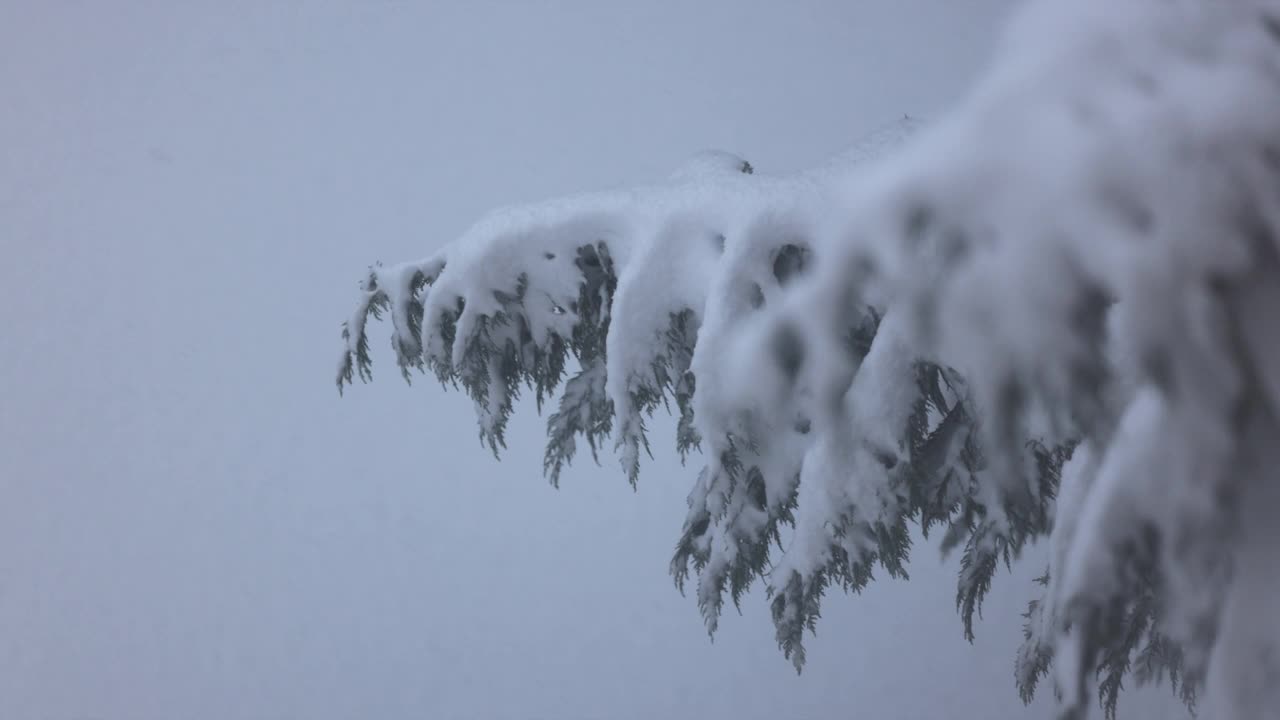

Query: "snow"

xmin=798 ymin=0 xmax=1280 ymax=714
xmin=339 ymin=0 xmax=1280 ymax=715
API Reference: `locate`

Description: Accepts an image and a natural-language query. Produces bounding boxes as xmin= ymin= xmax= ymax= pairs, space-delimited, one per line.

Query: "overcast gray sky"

xmin=1 ymin=2 xmax=1188 ymax=719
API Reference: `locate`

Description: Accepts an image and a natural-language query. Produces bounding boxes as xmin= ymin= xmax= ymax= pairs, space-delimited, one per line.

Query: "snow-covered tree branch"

xmin=337 ymin=0 xmax=1280 ymax=717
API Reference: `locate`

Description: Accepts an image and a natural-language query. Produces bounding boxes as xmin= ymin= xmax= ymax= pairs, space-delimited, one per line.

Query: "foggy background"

xmin=2 ymin=2 xmax=1187 ymax=718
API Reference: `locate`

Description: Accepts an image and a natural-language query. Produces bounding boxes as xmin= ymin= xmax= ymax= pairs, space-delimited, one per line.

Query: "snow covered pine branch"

xmin=336 ymin=1 xmax=1280 ymax=717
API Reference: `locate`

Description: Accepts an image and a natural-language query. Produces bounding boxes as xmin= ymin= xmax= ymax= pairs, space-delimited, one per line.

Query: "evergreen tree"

xmin=337 ymin=1 xmax=1280 ymax=716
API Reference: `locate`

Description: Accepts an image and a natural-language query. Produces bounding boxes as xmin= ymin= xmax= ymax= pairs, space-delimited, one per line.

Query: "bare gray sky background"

xmin=1 ymin=2 xmax=1187 ymax=718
